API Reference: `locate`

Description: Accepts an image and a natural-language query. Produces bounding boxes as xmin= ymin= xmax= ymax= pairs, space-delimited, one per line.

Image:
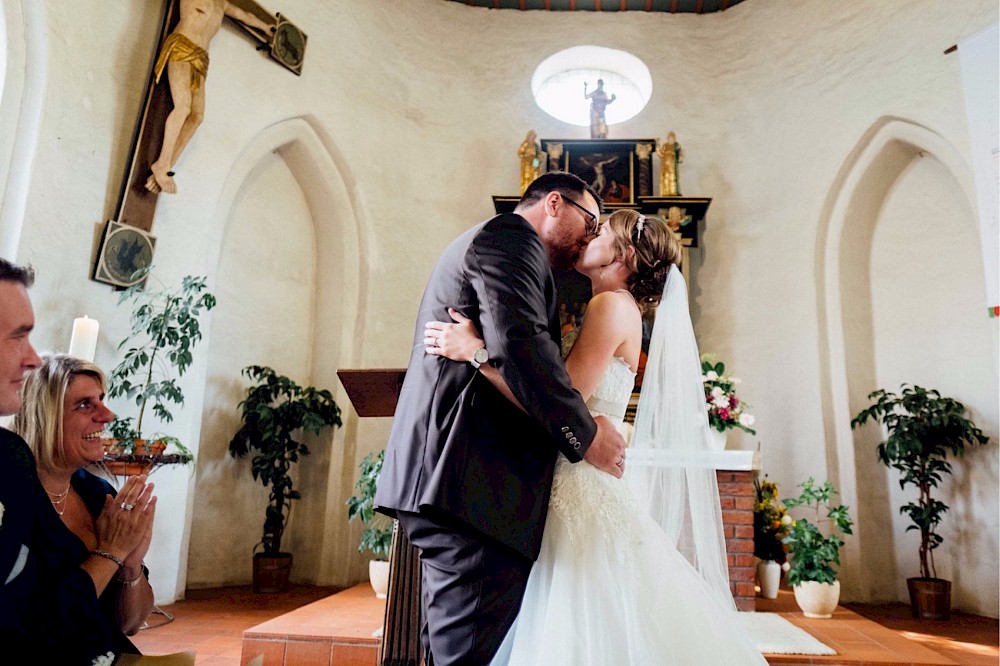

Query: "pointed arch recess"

xmin=814 ymin=117 xmax=975 ymax=600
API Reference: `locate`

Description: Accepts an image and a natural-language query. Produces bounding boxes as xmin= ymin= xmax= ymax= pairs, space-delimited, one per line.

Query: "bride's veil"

xmin=626 ymin=264 xmax=735 ymax=610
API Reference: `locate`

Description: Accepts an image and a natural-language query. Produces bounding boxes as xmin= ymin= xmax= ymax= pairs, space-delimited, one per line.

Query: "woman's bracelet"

xmin=90 ymin=549 xmax=124 ymax=568
xmin=117 ymin=566 xmax=145 ymax=588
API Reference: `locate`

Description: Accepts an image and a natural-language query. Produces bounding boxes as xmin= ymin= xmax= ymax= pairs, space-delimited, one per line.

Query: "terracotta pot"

xmin=253 ymin=552 xmax=293 ymax=593
xmin=907 ymin=577 xmax=951 ymax=620
xmin=104 ymin=460 xmax=153 ymax=476
xmin=792 ymin=580 xmax=840 ymax=618
xmin=369 ymin=560 xmax=390 ymax=599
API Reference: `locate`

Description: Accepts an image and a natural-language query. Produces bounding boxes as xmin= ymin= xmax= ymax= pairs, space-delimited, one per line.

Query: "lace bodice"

xmin=549 ymin=357 xmax=639 ymax=552
xmin=585 ymin=356 xmax=635 ymax=423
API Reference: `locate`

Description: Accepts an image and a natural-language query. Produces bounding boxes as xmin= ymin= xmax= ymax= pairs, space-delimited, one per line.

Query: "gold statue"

xmin=518 ymin=130 xmax=542 ymax=194
xmin=657 ymin=131 xmax=684 ymax=196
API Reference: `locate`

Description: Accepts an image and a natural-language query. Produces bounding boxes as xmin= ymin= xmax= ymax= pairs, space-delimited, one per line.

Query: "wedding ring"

xmin=121 ymin=502 xmax=135 ymax=511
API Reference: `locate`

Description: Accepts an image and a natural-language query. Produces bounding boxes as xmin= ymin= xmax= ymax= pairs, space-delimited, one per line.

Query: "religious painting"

xmin=93 ymin=221 xmax=156 ymax=289
xmin=542 ymin=139 xmax=653 ymax=208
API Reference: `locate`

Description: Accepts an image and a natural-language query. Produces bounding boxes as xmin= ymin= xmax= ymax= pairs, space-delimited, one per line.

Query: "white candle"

xmin=68 ymin=316 xmax=99 ymax=362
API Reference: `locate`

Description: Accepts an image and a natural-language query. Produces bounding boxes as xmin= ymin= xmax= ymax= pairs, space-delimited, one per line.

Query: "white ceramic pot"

xmin=792 ymin=580 xmax=840 ymax=618
xmin=756 ymin=559 xmax=781 ymax=599
xmin=707 ymin=428 xmax=727 ymax=450
xmin=369 ymin=559 xmax=390 ymax=599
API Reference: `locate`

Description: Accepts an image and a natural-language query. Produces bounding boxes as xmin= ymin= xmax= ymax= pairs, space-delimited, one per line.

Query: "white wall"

xmin=2 ymin=0 xmax=996 ymax=614
xmin=869 ymin=155 xmax=997 ymax=611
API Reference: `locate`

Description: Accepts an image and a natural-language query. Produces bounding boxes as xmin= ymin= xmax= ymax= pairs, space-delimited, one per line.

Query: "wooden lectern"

xmin=337 ymin=369 xmax=422 ymax=666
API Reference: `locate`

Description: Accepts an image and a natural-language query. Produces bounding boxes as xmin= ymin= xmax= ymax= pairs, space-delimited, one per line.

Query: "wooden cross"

xmin=94 ymin=0 xmax=305 ymax=287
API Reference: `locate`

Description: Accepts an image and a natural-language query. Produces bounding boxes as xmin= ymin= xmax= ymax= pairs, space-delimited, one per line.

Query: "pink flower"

xmin=731 ymin=396 xmax=739 ymax=408
xmin=718 ymin=408 xmax=730 ymax=420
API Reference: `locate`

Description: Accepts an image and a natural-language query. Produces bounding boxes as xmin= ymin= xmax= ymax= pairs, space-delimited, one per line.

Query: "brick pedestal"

xmin=718 ymin=470 xmax=757 ymax=611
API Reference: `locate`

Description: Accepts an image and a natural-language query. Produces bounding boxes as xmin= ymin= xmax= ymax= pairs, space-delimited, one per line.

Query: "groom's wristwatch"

xmin=470 ymin=347 xmax=489 ymax=369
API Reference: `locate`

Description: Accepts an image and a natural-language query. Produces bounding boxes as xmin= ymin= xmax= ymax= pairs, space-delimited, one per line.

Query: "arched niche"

xmin=814 ymin=117 xmax=979 ymax=602
xmin=186 ymin=117 xmax=366 ymax=589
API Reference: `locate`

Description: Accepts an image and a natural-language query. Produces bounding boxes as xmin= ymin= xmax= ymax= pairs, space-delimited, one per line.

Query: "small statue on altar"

xmin=665 ymin=206 xmax=689 ymax=232
xmin=584 ymin=79 xmax=616 ymax=139
xmin=658 ymin=131 xmax=684 ymax=196
xmin=518 ymin=130 xmax=543 ymax=193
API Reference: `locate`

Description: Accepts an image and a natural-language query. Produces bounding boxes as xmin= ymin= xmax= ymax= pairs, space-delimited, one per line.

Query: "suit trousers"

xmin=397 ymin=510 xmax=533 ymax=666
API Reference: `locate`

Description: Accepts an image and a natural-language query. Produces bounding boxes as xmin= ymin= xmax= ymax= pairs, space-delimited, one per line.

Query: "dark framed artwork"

xmin=541 ymin=139 xmax=655 ymax=207
xmin=270 ymin=14 xmax=307 ymax=75
xmin=93 ymin=221 xmax=156 ymax=289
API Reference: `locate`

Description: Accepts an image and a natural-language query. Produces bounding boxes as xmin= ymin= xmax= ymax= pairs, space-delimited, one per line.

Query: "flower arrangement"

xmin=782 ymin=478 xmax=854 ymax=586
xmin=700 ymin=354 xmax=756 ymax=434
xmin=753 ymin=476 xmax=790 ymax=563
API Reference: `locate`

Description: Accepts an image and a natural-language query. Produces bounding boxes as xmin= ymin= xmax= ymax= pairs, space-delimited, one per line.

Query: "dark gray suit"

xmin=374 ymin=213 xmax=596 ymax=664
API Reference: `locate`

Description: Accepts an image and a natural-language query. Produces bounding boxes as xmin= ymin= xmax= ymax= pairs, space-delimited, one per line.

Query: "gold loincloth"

xmin=154 ymin=33 xmax=210 ymax=92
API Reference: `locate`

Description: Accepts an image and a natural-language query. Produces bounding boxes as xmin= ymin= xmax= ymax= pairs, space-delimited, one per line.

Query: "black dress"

xmin=0 ymin=428 xmax=139 ymax=663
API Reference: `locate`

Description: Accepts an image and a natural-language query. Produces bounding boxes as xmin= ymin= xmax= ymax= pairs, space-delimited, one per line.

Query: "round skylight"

xmin=532 ymin=46 xmax=652 ymax=128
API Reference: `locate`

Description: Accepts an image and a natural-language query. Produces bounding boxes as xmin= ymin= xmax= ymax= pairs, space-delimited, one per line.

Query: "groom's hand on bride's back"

xmin=584 ymin=416 xmax=627 ymax=478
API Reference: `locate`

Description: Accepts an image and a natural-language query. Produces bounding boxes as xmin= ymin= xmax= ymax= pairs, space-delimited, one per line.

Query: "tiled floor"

xmin=131 ymin=585 xmax=341 ymax=666
xmin=131 ymin=584 xmax=998 ymax=666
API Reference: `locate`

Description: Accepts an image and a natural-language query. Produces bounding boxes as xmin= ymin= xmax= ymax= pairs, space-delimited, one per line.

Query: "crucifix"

xmin=94 ymin=0 xmax=306 ymax=287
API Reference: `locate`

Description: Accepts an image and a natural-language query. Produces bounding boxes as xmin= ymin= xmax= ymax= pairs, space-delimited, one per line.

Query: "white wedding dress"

xmin=491 ymin=357 xmax=767 ymax=666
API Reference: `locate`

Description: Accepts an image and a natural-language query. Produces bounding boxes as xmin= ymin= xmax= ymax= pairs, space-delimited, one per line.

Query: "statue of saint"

xmin=145 ymin=0 xmax=275 ymax=195
xmin=518 ymin=130 xmax=542 ymax=194
xmin=657 ymin=131 xmax=684 ymax=196
xmin=584 ymin=79 xmax=616 ymax=139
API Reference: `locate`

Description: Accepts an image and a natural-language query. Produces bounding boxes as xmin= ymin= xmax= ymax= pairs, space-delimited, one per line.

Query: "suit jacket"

xmin=374 ymin=213 xmax=597 ymax=559
xmin=0 ymin=428 xmax=128 ymax=662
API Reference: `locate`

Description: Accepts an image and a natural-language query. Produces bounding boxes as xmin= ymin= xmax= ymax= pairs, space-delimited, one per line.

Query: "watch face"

xmin=474 ymin=348 xmax=489 ymax=364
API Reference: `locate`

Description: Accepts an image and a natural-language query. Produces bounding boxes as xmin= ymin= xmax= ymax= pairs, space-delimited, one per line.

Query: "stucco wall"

xmin=2 ymin=0 xmax=996 ymax=614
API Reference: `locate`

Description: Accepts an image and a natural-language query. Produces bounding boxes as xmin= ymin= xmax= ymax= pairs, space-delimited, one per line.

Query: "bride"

xmin=424 ymin=209 xmax=767 ymax=665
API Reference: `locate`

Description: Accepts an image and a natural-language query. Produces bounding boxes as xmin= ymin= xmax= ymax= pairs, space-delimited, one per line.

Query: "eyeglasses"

xmin=562 ymin=195 xmax=600 ymax=237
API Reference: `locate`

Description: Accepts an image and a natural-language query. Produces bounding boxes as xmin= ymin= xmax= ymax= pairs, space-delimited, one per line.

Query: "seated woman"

xmin=14 ymin=353 xmax=157 ymax=653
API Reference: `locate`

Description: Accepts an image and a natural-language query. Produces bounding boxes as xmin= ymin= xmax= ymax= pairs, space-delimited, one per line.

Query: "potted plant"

xmin=753 ymin=476 xmax=790 ymax=599
xmin=782 ymin=478 xmax=854 ymax=618
xmin=228 ymin=365 xmax=342 ymax=593
xmin=346 ymin=449 xmax=394 ymax=598
xmin=700 ymin=353 xmax=756 ymax=448
xmin=851 ymin=384 xmax=989 ymax=620
xmin=105 ymin=273 xmax=215 ymax=472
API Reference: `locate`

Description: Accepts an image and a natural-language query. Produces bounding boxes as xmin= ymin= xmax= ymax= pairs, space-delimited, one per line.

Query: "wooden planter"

xmin=253 ymin=552 xmax=293 ymax=593
xmin=908 ymin=577 xmax=951 ymax=620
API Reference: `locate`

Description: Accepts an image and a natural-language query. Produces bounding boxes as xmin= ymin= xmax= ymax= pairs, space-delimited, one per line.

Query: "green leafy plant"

xmin=229 ymin=366 xmax=342 ymax=556
xmin=753 ymin=476 xmax=789 ymax=563
xmin=106 ymin=272 xmax=216 ymax=457
xmin=782 ymin=478 xmax=854 ymax=586
xmin=851 ymin=384 xmax=988 ymax=579
xmin=346 ymin=450 xmax=393 ymax=561
xmin=700 ymin=353 xmax=756 ymax=434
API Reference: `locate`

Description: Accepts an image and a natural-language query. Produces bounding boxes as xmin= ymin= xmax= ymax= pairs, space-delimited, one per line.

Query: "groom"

xmin=375 ymin=171 xmax=627 ymax=665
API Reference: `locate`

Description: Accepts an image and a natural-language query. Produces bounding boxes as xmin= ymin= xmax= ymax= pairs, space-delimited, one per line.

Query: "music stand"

xmin=337 ymin=369 xmax=421 ymax=666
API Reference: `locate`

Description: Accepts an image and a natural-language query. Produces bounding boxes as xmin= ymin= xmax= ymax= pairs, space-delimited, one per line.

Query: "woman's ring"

xmin=121 ymin=502 xmax=135 ymax=511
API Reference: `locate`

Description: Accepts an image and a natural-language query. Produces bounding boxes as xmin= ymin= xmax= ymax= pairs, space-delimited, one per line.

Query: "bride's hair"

xmin=605 ymin=209 xmax=681 ymax=315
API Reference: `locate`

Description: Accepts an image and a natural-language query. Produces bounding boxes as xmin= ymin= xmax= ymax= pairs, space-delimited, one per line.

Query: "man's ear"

xmin=544 ymin=191 xmax=561 ymax=217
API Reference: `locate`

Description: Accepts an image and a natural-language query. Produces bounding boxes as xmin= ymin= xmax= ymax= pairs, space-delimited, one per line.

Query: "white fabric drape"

xmin=626 ymin=265 xmax=735 ymax=610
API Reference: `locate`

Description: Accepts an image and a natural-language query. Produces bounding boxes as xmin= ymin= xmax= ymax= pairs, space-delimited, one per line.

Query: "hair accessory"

xmin=635 ymin=215 xmax=646 ymax=239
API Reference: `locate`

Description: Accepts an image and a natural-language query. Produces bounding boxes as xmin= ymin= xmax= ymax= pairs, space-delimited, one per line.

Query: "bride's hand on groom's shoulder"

xmin=424 ymin=308 xmax=484 ymax=363
xmin=585 ymin=416 xmax=627 ymax=479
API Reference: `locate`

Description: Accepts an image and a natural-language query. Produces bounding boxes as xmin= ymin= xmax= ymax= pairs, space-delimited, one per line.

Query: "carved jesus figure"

xmin=145 ymin=0 xmax=275 ymax=194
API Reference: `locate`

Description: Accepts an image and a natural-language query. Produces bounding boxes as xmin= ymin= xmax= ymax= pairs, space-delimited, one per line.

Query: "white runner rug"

xmin=738 ymin=612 xmax=837 ymax=655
